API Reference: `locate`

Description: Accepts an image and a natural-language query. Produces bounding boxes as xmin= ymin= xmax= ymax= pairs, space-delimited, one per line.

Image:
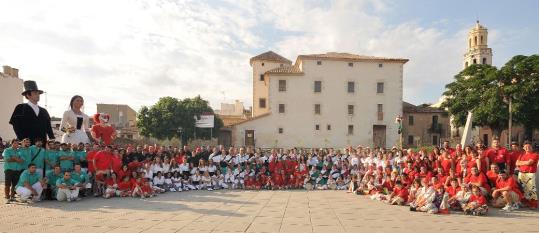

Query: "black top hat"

xmin=22 ymin=80 xmax=44 ymax=96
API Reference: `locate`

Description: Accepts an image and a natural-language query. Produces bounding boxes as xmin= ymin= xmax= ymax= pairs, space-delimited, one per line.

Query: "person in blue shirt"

xmin=16 ymin=163 xmax=45 ymax=202
xmin=3 ymin=139 xmax=24 ymax=203
xmin=56 ymin=171 xmax=80 ymax=202
xmin=45 ymin=141 xmax=59 ymax=172
xmin=71 ymin=164 xmax=90 ymax=197
xmin=45 ymin=165 xmax=64 ymax=199
xmin=29 ymin=140 xmax=47 ymax=177
xmin=58 ymin=143 xmax=75 ymax=172
xmin=18 ymin=138 xmax=32 ymax=169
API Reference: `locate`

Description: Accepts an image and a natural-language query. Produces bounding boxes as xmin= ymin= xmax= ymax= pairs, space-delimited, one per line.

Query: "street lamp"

xmin=499 ymin=78 xmax=518 ymax=147
xmin=177 ymin=127 xmax=184 ymax=147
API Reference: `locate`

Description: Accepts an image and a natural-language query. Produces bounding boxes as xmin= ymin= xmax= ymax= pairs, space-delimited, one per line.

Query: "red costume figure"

xmin=91 ymin=113 xmax=116 ymax=145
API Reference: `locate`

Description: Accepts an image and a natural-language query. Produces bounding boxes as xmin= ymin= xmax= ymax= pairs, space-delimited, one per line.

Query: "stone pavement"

xmin=1 ymin=188 xmax=538 ymax=233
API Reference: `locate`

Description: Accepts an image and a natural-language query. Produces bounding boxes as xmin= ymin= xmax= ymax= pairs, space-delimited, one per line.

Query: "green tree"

xmin=137 ymin=95 xmax=223 ymax=142
xmin=498 ymin=55 xmax=539 ymax=139
xmin=442 ymin=64 xmax=508 ymax=138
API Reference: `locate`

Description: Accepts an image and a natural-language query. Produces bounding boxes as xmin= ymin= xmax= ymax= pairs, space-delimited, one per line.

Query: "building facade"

xmin=231 ymin=52 xmax=408 ymax=148
xmin=402 ymin=102 xmax=450 ymax=148
xmin=96 ymin=104 xmax=140 ymax=139
xmin=0 ymin=65 xmax=23 ymax=140
xmin=464 ymin=21 xmax=493 ymax=68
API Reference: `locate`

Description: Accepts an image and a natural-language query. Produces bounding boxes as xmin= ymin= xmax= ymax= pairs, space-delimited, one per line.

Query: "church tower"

xmin=463 ymin=21 xmax=492 ymax=68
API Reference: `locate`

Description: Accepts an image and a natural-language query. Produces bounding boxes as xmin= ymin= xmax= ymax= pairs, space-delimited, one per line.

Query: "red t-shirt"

xmin=95 ymin=151 xmax=113 ymax=171
xmin=466 ymin=173 xmax=490 ymax=191
xmin=509 ymin=150 xmax=522 ymax=173
xmin=394 ymin=187 xmax=409 ymax=199
xmin=486 ymin=147 xmax=509 ymax=164
xmin=518 ymin=152 xmax=539 ymax=173
xmin=118 ymin=180 xmax=132 ymax=191
xmin=87 ymin=150 xmax=97 ymax=173
xmin=469 ymin=194 xmax=487 ymax=206
xmin=440 ymin=158 xmax=453 ymax=175
xmin=105 ymin=177 xmax=116 ymax=187
xmin=111 ymin=155 xmax=122 ymax=173
xmin=485 ymin=170 xmax=498 ymax=186
xmin=496 ymin=176 xmax=523 ymax=199
xmin=446 ymin=186 xmax=460 ymax=197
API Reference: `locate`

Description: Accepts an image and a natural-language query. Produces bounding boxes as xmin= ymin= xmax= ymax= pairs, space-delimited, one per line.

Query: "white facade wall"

xmin=0 ymin=77 xmax=23 ymax=140
xmin=233 ymin=59 xmax=404 ymax=148
xmin=252 ymin=61 xmax=290 ymax=117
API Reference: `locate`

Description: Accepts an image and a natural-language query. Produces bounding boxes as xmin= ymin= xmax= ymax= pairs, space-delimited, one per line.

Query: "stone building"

xmin=402 ymin=102 xmax=450 ymax=148
xmin=231 ymin=51 xmax=408 ymax=148
xmin=0 ymin=65 xmax=23 ymax=140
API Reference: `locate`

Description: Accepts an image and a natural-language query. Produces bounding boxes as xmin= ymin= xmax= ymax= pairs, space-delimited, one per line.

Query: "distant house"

xmin=96 ymin=104 xmax=140 ymax=140
xmin=402 ymin=102 xmax=450 ymax=148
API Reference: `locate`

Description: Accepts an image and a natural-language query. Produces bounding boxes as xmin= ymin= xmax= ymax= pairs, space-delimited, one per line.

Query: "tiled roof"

xmin=403 ymin=101 xmax=446 ymax=113
xmin=250 ymin=51 xmax=292 ymax=66
xmin=230 ymin=112 xmax=271 ymax=126
xmin=265 ymin=65 xmax=303 ymax=75
xmin=298 ymin=52 xmax=408 ymax=63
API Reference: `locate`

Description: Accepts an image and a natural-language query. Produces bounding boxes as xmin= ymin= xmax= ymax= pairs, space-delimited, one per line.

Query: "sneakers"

xmin=512 ymin=203 xmax=520 ymax=210
xmin=67 ymin=198 xmax=72 ymax=202
xmin=502 ymin=204 xmax=513 ymax=211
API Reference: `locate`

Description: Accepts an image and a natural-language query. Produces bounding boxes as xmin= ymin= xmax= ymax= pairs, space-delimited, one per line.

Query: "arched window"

xmin=480 ymin=36 xmax=483 ymax=44
xmin=474 ymin=36 xmax=477 ymax=46
xmin=473 ymin=59 xmax=477 ymax=64
xmin=482 ymin=58 xmax=487 ymax=64
xmin=465 ymin=62 xmax=469 ymax=68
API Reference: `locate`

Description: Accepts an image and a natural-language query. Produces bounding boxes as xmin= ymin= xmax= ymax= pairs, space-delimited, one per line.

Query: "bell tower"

xmin=463 ymin=21 xmax=492 ymax=68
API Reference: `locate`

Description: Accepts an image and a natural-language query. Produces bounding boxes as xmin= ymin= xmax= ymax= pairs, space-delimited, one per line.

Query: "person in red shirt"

xmin=443 ymin=141 xmax=455 ymax=156
xmin=86 ymin=144 xmax=100 ymax=175
xmin=485 ymin=164 xmax=500 ymax=188
xmin=117 ymin=175 xmax=133 ymax=197
xmin=485 ymin=138 xmax=509 ymax=172
xmin=439 ymin=151 xmax=454 ymax=176
xmin=516 ymin=141 xmax=539 ymax=209
xmin=110 ymin=149 xmax=122 ymax=174
xmin=445 ymin=178 xmax=461 ymax=198
xmin=93 ymin=145 xmax=113 ymax=196
xmin=508 ymin=141 xmax=522 ymax=175
xmin=464 ymin=166 xmax=490 ymax=194
xmin=463 ymin=185 xmax=488 ymax=215
xmin=387 ymin=181 xmax=408 ymax=205
xmin=492 ymin=171 xmax=522 ymax=211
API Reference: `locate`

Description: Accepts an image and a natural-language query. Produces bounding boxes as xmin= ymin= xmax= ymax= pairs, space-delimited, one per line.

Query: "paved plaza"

xmin=1 ymin=188 xmax=538 ymax=233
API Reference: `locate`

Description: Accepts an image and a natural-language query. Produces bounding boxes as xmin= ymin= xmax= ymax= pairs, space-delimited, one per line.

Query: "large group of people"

xmin=2 ymin=82 xmax=538 ymax=217
xmin=2 ymin=136 xmax=538 ymax=217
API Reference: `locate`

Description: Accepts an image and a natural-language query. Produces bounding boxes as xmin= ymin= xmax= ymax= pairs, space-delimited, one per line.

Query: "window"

xmin=377 ymin=82 xmax=384 ymax=94
xmin=314 ymin=81 xmax=322 ymax=93
xmin=465 ymin=61 xmax=469 ymax=68
xmin=259 ymin=98 xmax=266 ymax=108
xmin=474 ymin=36 xmax=477 ymax=46
xmin=278 ymin=128 xmax=283 ymax=134
xmin=348 ymin=105 xmax=354 ymax=115
xmin=279 ymin=80 xmax=286 ymax=92
xmin=348 ymin=125 xmax=354 ymax=135
xmin=314 ymin=104 xmax=321 ymax=115
xmin=432 ymin=135 xmax=439 ymax=146
xmin=377 ymin=104 xmax=383 ymax=120
xmin=480 ymin=36 xmax=483 ymax=44
xmin=482 ymin=58 xmax=486 ymax=64
xmin=261 ymin=62 xmax=265 ymax=66
xmin=408 ymin=135 xmax=414 ymax=145
xmin=327 ymin=124 xmax=331 ymax=130
xmin=279 ymin=104 xmax=285 ymax=113
xmin=432 ymin=115 xmax=439 ymax=124
xmin=317 ymin=61 xmax=322 ymax=65
xmin=348 ymin=62 xmax=353 ymax=67
xmin=280 ymin=63 xmax=284 ymax=67
xmin=315 ymin=124 xmax=320 ymax=130
xmin=347 ymin=81 xmax=355 ymax=93
xmin=377 ymin=104 xmax=383 ymax=113
xmin=408 ymin=115 xmax=414 ymax=125
xmin=378 ymin=63 xmax=383 ymax=68
xmin=473 ymin=59 xmax=477 ymax=64
xmin=483 ymin=134 xmax=489 ymax=147
xmin=259 ymin=74 xmax=264 ymax=81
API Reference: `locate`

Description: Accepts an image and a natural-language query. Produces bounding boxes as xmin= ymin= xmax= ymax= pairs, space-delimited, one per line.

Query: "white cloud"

xmin=0 ymin=0 xmax=482 ymax=118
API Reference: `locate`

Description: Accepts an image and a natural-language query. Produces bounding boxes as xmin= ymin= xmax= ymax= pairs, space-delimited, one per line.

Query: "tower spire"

xmin=463 ymin=21 xmax=492 ymax=69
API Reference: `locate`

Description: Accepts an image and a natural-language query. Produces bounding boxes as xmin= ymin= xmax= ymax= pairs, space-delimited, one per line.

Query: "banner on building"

xmin=194 ymin=114 xmax=214 ymax=128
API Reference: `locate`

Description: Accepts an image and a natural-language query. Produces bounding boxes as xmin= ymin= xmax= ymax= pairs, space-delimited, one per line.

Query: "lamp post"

xmin=499 ymin=78 xmax=517 ymax=147
xmin=177 ymin=127 xmax=184 ymax=147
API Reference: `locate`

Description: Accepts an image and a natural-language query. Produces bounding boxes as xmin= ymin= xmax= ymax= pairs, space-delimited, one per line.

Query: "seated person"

xmin=71 ymin=164 xmax=91 ymax=197
xmin=15 ymin=164 xmax=45 ymax=203
xmin=492 ymin=170 xmax=522 ymax=211
xmin=387 ymin=180 xmax=408 ymax=205
xmin=463 ymin=185 xmax=488 ymax=216
xmin=56 ymin=171 xmax=81 ymax=202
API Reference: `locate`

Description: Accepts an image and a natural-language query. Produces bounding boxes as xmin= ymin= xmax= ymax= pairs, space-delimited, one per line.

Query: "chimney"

xmin=12 ymin=68 xmax=19 ymax=78
xmin=3 ymin=65 xmax=12 ymax=76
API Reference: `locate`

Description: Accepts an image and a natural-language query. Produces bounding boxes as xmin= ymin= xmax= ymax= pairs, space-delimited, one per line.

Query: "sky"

xmin=1 ymin=0 xmax=538 ymax=118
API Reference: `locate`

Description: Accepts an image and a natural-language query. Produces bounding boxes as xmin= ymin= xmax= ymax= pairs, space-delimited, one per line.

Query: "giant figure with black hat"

xmin=9 ymin=80 xmax=55 ymax=145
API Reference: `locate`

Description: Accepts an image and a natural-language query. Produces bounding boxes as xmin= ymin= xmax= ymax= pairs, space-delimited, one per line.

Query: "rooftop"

xmin=298 ymin=52 xmax=409 ymax=63
xmin=403 ymin=101 xmax=446 ymax=113
xmin=250 ymin=51 xmax=292 ymax=66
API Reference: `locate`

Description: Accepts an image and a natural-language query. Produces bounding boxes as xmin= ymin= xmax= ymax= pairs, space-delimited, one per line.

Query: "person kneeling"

xmin=492 ymin=170 xmax=522 ymax=211
xmin=56 ymin=171 xmax=81 ymax=202
xmin=16 ymin=164 xmax=46 ymax=203
xmin=463 ymin=185 xmax=488 ymax=216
